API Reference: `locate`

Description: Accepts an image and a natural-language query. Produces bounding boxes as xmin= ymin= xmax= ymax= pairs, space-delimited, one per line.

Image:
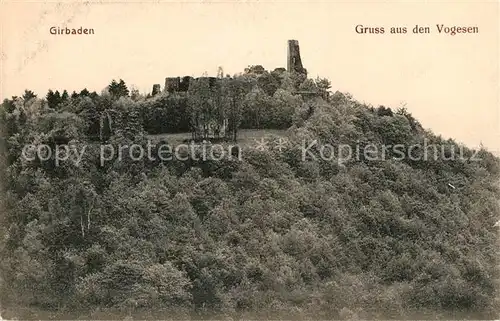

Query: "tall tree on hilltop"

xmin=108 ymin=79 xmax=129 ymax=100
xmin=187 ymin=78 xmax=212 ymax=140
xmin=221 ymin=78 xmax=247 ymax=141
xmin=46 ymin=90 xmax=57 ymax=109
xmin=22 ymin=90 xmax=37 ymax=107
xmin=61 ymin=90 xmax=69 ymax=102
xmin=243 ymin=85 xmax=272 ymax=129
xmin=46 ymin=90 xmax=62 ymax=110
xmin=257 ymin=71 xmax=279 ymax=96
xmin=2 ymin=98 xmax=16 ymax=113
xmin=80 ymin=88 xmax=90 ymax=97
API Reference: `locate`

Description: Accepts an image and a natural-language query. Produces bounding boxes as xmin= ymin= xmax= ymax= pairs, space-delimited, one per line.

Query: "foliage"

xmin=0 ymin=72 xmax=499 ymax=320
xmin=107 ymin=79 xmax=130 ymax=100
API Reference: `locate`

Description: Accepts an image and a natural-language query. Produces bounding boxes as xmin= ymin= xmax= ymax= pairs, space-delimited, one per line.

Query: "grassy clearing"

xmin=148 ymin=129 xmax=288 ymax=147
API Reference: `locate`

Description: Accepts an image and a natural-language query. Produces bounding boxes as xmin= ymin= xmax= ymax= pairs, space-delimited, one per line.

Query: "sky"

xmin=1 ymin=0 xmax=498 ymax=154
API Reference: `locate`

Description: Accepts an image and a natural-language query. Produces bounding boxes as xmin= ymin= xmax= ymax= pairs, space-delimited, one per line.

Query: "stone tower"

xmin=287 ymin=40 xmax=306 ymax=74
xmin=152 ymin=84 xmax=161 ymax=96
xmin=164 ymin=77 xmax=181 ymax=93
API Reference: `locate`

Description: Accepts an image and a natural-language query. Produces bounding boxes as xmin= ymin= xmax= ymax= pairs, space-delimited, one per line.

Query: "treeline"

xmin=0 ymin=67 xmax=499 ymax=319
xmin=6 ymin=66 xmax=331 ymax=143
xmin=141 ymin=66 xmax=329 ymax=139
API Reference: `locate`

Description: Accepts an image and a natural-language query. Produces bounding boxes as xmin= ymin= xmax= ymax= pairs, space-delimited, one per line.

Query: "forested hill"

xmin=0 ymin=68 xmax=499 ymax=319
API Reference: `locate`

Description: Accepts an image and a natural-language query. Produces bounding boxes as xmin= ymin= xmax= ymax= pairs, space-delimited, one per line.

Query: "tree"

xmin=78 ymin=96 xmax=101 ymax=140
xmin=100 ymin=111 xmax=113 ymax=142
xmin=2 ymin=72 xmax=500 ymax=320
xmin=396 ymin=106 xmax=421 ymax=132
xmin=299 ymin=78 xmax=319 ymax=92
xmin=108 ymin=79 xmax=130 ymax=99
xmin=130 ymin=87 xmax=141 ymax=101
xmin=46 ymin=90 xmax=62 ymax=110
xmin=242 ymin=85 xmax=272 ymax=129
xmin=187 ymin=77 xmax=229 ymax=140
xmin=273 ymin=88 xmax=301 ymax=128
xmin=111 ymin=97 xmax=144 ymax=141
xmin=22 ymin=90 xmax=37 ymax=103
xmin=187 ymin=78 xmax=211 ymax=140
xmin=315 ymin=77 xmax=332 ymax=99
xmin=2 ymin=98 xmax=16 ymax=113
xmin=245 ymin=65 xmax=266 ymax=75
xmin=217 ymin=66 xmax=224 ymax=79
xmin=46 ymin=90 xmax=56 ymax=109
xmin=221 ymin=77 xmax=247 ymax=141
xmin=257 ymin=71 xmax=279 ymax=96
xmin=61 ymin=90 xmax=69 ymax=102
xmin=376 ymin=105 xmax=393 ymax=117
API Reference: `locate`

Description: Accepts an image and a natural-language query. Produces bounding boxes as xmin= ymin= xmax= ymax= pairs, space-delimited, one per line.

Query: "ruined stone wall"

xmin=164 ymin=77 xmax=180 ymax=93
xmin=151 ymin=84 xmax=161 ymax=96
xmin=163 ymin=39 xmax=306 ymax=94
xmin=179 ymin=76 xmax=192 ymax=91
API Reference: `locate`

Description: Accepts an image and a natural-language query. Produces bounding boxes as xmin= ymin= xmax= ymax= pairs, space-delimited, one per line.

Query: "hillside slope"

xmin=1 ymin=86 xmax=499 ymax=320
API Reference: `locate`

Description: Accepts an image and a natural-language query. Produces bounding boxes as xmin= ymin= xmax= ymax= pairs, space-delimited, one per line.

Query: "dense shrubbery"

xmin=141 ymin=68 xmax=304 ymax=136
xmin=0 ymin=70 xmax=499 ymax=319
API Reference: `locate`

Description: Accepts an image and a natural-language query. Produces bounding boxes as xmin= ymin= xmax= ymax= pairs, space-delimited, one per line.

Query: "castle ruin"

xmin=153 ymin=39 xmax=307 ymax=96
xmin=147 ymin=40 xmax=312 ymax=139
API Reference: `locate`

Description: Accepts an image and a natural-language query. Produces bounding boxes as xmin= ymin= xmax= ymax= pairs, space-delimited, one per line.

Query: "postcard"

xmin=1 ymin=1 xmax=498 ymax=320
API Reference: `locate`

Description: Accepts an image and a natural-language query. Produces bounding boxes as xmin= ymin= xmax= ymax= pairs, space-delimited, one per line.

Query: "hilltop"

xmin=1 ymin=50 xmax=499 ymax=320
